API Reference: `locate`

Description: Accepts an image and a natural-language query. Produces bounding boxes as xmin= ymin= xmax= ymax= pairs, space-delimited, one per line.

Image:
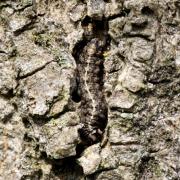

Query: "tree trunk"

xmin=0 ymin=0 xmax=179 ymax=179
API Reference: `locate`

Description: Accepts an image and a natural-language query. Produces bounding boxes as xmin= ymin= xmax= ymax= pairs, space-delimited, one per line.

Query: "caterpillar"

xmin=77 ymin=38 xmax=108 ymax=145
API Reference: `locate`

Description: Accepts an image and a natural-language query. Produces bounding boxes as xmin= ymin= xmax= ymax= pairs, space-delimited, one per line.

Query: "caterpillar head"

xmin=78 ymin=127 xmax=103 ymax=145
xmin=88 ymin=128 xmax=103 ymax=144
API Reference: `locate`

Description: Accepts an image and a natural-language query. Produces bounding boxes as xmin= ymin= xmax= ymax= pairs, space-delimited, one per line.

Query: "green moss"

xmin=33 ymin=34 xmax=51 ymax=47
xmin=151 ymin=161 xmax=162 ymax=177
xmin=54 ymin=53 xmax=67 ymax=67
xmin=110 ymin=118 xmax=133 ymax=133
xmin=0 ymin=15 xmax=8 ymax=25
xmin=21 ymin=0 xmax=33 ymax=6
xmin=120 ymin=113 xmax=134 ymax=120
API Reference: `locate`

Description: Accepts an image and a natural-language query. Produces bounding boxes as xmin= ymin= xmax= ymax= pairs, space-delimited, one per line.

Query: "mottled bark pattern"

xmin=78 ymin=38 xmax=108 ymax=144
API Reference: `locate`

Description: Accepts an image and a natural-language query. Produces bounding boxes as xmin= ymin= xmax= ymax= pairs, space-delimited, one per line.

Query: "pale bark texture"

xmin=0 ymin=0 xmax=180 ymax=179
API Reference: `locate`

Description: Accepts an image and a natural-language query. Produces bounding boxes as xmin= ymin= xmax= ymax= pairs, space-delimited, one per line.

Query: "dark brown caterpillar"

xmin=77 ymin=38 xmax=108 ymax=145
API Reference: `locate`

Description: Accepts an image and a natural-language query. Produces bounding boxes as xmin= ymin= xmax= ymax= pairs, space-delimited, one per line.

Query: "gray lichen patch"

xmin=68 ymin=3 xmax=86 ymax=22
xmin=0 ymin=26 xmax=16 ymax=57
xmin=99 ymin=144 xmax=118 ymax=170
xmin=118 ymin=65 xmax=146 ymax=93
xmin=78 ymin=143 xmax=118 ymax=175
xmin=39 ymin=112 xmax=80 ymax=159
xmin=0 ymin=113 xmax=25 ymax=179
xmin=17 ymin=62 xmax=73 ymax=117
xmin=127 ymin=38 xmax=154 ymax=63
xmin=0 ymin=97 xmax=14 ymax=122
xmin=108 ymin=17 xmax=126 ymax=41
xmin=87 ymin=0 xmax=105 ymax=20
xmin=94 ymin=166 xmax=136 ymax=180
xmin=0 ymin=61 xmax=17 ymax=95
xmin=104 ymin=1 xmax=123 ymax=18
xmin=78 ymin=144 xmax=101 ymax=175
xmin=14 ymin=34 xmax=55 ymax=78
xmin=9 ymin=14 xmax=33 ymax=33
xmin=109 ymin=89 xmax=137 ymax=110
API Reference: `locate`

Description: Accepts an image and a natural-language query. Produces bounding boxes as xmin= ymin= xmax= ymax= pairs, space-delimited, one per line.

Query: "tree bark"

xmin=0 ymin=0 xmax=179 ymax=179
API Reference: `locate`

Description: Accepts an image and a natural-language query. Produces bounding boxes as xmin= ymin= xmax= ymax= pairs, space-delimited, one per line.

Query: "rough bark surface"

xmin=0 ymin=0 xmax=180 ymax=179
